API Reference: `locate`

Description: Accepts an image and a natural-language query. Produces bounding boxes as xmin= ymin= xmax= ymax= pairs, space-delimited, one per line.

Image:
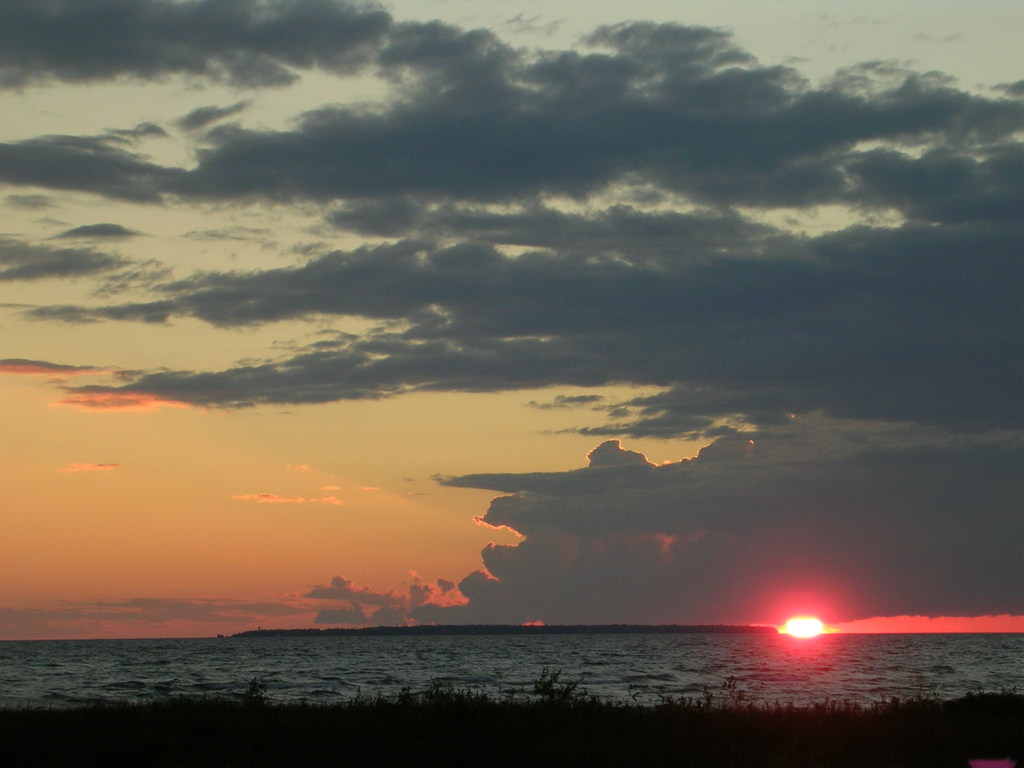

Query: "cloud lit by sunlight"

xmin=56 ymin=392 xmax=190 ymax=411
xmin=232 ymin=493 xmax=343 ymax=505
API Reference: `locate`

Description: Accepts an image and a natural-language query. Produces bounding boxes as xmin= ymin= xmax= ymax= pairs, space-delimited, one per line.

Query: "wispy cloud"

xmin=307 ymin=575 xmax=466 ymax=626
xmin=56 ymin=392 xmax=190 ymax=411
xmin=0 ymin=237 xmax=130 ymax=281
xmin=53 ymin=223 xmax=140 ymax=240
xmin=232 ymin=493 xmax=342 ymax=505
xmin=0 ymin=358 xmax=106 ymax=377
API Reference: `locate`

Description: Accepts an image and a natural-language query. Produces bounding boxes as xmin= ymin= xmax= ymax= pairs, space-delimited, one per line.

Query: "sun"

xmin=782 ymin=617 xmax=825 ymax=638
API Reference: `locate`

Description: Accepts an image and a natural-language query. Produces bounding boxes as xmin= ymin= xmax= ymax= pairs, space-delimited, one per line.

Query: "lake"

xmin=1 ymin=631 xmax=1020 ymax=708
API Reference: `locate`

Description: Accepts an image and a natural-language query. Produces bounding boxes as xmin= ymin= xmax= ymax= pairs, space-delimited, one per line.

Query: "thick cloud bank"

xmin=422 ymin=432 xmax=1022 ymax=625
xmin=6 ymin=12 xmax=1013 ymax=442
xmin=0 ymin=0 xmax=390 ymax=88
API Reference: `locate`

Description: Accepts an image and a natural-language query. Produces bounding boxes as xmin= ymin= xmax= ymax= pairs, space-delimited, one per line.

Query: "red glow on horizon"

xmin=833 ymin=614 xmax=1024 ymax=633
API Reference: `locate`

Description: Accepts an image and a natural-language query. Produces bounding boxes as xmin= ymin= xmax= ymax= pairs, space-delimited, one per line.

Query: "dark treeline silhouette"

xmin=2 ymin=686 xmax=1019 ymax=767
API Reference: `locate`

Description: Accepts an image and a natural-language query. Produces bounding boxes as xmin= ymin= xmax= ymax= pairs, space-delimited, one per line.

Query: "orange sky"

xmin=1 ymin=0 xmax=1021 ymax=640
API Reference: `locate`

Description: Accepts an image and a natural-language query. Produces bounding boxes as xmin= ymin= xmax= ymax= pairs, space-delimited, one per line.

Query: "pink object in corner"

xmin=968 ymin=760 xmax=1017 ymax=768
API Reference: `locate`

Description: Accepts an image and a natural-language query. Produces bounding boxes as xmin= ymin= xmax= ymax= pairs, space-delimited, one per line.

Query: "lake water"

xmin=1 ymin=633 xmax=1020 ymax=708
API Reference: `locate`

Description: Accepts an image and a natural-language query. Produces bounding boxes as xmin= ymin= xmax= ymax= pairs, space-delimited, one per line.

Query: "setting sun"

xmin=783 ymin=617 xmax=825 ymax=638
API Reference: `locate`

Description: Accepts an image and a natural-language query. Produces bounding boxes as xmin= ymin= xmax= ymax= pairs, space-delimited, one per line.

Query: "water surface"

xmin=1 ymin=632 xmax=1020 ymax=708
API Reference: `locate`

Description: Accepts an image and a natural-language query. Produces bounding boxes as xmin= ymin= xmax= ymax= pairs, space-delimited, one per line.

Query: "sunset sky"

xmin=1 ymin=0 xmax=1021 ymax=640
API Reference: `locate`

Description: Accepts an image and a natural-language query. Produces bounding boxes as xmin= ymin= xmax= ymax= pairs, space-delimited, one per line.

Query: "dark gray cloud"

xmin=3 ymin=15 xmax=1021 ymax=439
xmin=846 ymin=144 xmax=1024 ymax=224
xmin=108 ymin=122 xmax=170 ymax=141
xmin=526 ymin=394 xmax=605 ymax=411
xmin=45 ymin=214 xmax=1022 ymax=434
xmin=1 ymin=19 xmax=1020 ymax=222
xmin=0 ymin=134 xmax=179 ymax=202
xmin=0 ymin=237 xmax=129 ymax=281
xmin=4 ymin=193 xmax=54 ymax=209
xmin=326 ymin=201 xmax=781 ymax=253
xmin=176 ymin=101 xmax=253 ymax=132
xmin=0 ymin=0 xmax=391 ymax=88
xmin=421 ymin=435 xmax=1023 ymax=624
xmin=996 ymin=80 xmax=1024 ymax=98
xmin=54 ymin=223 xmax=141 ymax=240
xmin=166 ymin=28 xmax=1022 ymax=210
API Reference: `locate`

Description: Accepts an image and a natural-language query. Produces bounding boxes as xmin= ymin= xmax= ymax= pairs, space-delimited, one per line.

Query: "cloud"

xmin=846 ymin=144 xmax=1024 ymax=223
xmin=162 ymin=27 xmax=1020 ymax=210
xmin=4 ymin=193 xmax=53 ymax=209
xmin=3 ymin=19 xmax=1019 ymax=213
xmin=526 ymin=394 xmax=604 ymax=410
xmin=306 ymin=574 xmax=465 ymax=626
xmin=0 ymin=358 xmax=105 ymax=377
xmin=995 ymin=80 xmax=1024 ymax=98
xmin=45 ymin=217 xmax=1020 ymax=435
xmin=56 ymin=391 xmax=190 ymax=411
xmin=176 ymin=100 xmax=252 ymax=132
xmin=326 ymin=201 xmax=779 ymax=252
xmin=53 ymin=223 xmax=141 ymax=240
xmin=3 ymin=19 xmax=1014 ymax=440
xmin=59 ymin=462 xmax=121 ymax=472
xmin=0 ymin=237 xmax=130 ymax=281
xmin=232 ymin=493 xmax=342 ymax=505
xmin=183 ymin=226 xmax=273 ymax=243
xmin=0 ymin=134 xmax=178 ymax=202
xmin=0 ymin=0 xmax=392 ymax=89
xmin=233 ymin=493 xmax=307 ymax=504
xmin=421 ymin=430 xmax=1023 ymax=625
xmin=108 ymin=122 xmax=170 ymax=142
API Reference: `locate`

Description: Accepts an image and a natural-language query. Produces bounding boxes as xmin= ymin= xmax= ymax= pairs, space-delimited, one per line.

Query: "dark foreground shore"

xmin=1 ymin=681 xmax=1019 ymax=767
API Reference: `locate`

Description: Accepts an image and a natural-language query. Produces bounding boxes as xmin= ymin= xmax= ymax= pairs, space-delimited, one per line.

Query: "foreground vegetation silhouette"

xmin=1 ymin=672 xmax=1019 ymax=767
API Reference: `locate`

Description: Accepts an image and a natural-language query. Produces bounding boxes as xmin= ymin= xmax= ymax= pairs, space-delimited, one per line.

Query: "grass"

xmin=0 ymin=675 xmax=1019 ymax=767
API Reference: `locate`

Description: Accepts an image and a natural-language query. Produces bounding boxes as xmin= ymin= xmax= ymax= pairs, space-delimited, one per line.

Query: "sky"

xmin=0 ymin=0 xmax=1021 ymax=640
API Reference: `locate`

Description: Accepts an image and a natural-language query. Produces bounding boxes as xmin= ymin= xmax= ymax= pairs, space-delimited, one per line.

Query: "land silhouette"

xmin=230 ymin=623 xmax=780 ymax=638
xmin=2 ymin=675 xmax=1019 ymax=766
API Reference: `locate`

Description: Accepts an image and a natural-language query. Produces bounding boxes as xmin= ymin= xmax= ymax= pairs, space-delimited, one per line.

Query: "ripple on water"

xmin=1 ymin=634 xmax=1021 ymax=708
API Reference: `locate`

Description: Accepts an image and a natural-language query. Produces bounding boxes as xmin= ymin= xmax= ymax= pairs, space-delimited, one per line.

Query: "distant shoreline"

xmin=229 ymin=623 xmax=779 ymax=638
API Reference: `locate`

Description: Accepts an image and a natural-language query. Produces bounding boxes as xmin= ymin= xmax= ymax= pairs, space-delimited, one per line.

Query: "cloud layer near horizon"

xmin=427 ymin=434 xmax=1022 ymax=624
xmin=1 ymin=0 xmax=1021 ymax=628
